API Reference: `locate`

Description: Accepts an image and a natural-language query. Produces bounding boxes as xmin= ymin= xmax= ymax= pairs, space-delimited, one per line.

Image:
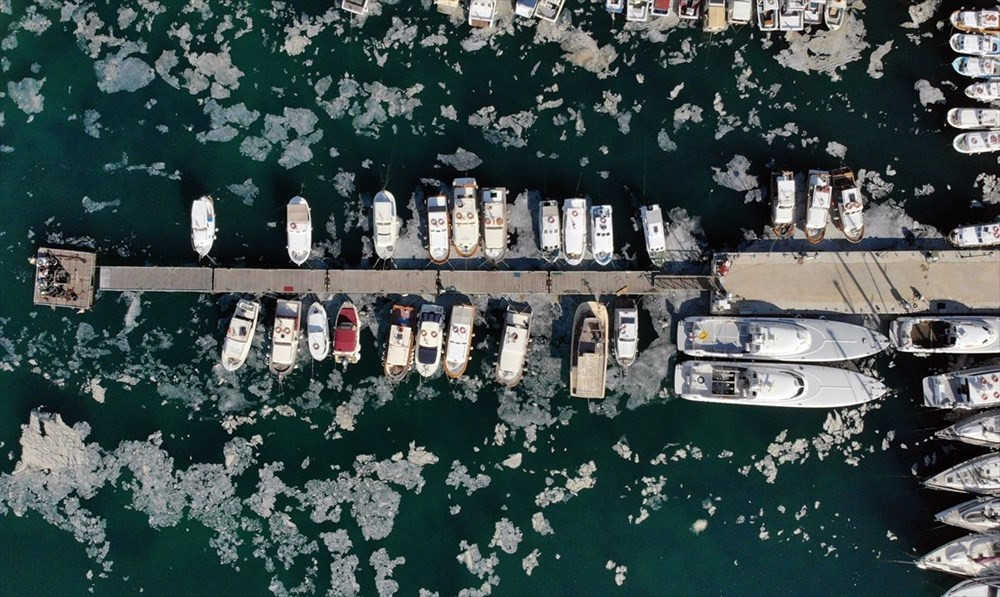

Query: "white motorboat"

xmin=452 ymin=178 xmax=480 ymax=258
xmin=802 ymin=0 xmax=824 ymax=25
xmin=678 ymin=0 xmax=702 ymax=20
xmin=770 ymin=171 xmax=796 ymax=239
xmin=938 ymin=410 xmax=1000 ymax=448
xmin=287 ymin=196 xmax=312 ymax=266
xmin=563 ymin=198 xmax=588 ymax=266
xmin=757 ymin=0 xmax=779 ymax=31
xmin=590 ymin=205 xmax=614 ymax=266
xmin=307 ymin=302 xmax=330 ymax=362
xmin=332 ymin=302 xmax=362 ymax=365
xmin=539 ymin=200 xmax=562 ymax=262
xmin=340 ymin=0 xmax=369 ymax=15
xmin=925 ymin=453 xmax=1000 ymax=495
xmin=535 ymin=0 xmax=566 ymax=22
xmin=651 ymin=0 xmax=673 ymax=17
xmin=414 ymin=304 xmax=445 ymax=378
xmin=444 ymin=304 xmax=475 ymax=379
xmin=373 ymin=190 xmax=399 ymax=260
xmin=220 ymin=299 xmax=260 ymax=372
xmin=641 ymin=205 xmax=668 ymax=267
xmin=945 ymin=579 xmax=1000 ymax=597
xmin=677 ymin=317 xmax=890 ymax=361
xmin=614 ymin=300 xmax=639 ymax=368
xmin=626 ymin=0 xmax=651 ymax=22
xmin=954 ymin=131 xmax=1000 ymax=154
xmin=923 ymin=366 xmax=1000 ymax=409
xmin=496 ymin=306 xmax=531 ymax=387
xmin=427 ymin=194 xmax=451 ymax=264
xmin=515 ymin=0 xmax=538 ymax=18
xmin=954 ymin=57 xmax=1000 ymax=79
xmin=952 ymin=10 xmax=1000 ymax=34
xmin=948 ymin=108 xmax=1000 ymax=130
xmin=269 ymin=299 xmax=302 ymax=378
xmin=481 ymin=187 xmax=508 ymax=262
xmin=949 ymin=222 xmax=1000 ymax=248
xmin=832 ymin=168 xmax=864 ymax=243
xmin=966 ymin=81 xmax=1000 ymax=101
xmin=937 ymin=497 xmax=1000 ymax=534
xmin=570 ymin=301 xmax=609 ymax=399
xmin=918 ymin=533 xmax=1000 ymax=577
xmin=777 ymin=0 xmax=804 ymax=31
xmin=804 ymin=170 xmax=832 ymax=244
xmin=673 ymin=361 xmax=887 ymax=408
xmin=191 ymin=195 xmax=216 ymax=259
xmin=823 ymin=0 xmax=845 ymax=30
xmin=890 ymin=316 xmax=1000 ymax=355
xmin=384 ymin=305 xmax=415 ymax=381
xmin=729 ymin=0 xmax=753 ymax=24
xmin=952 ymin=34 xmax=1000 ymax=56
xmin=468 ymin=0 xmax=497 ymax=27
xmin=704 ymin=0 xmax=726 ymax=31
xmin=606 ymin=0 xmax=625 ymax=14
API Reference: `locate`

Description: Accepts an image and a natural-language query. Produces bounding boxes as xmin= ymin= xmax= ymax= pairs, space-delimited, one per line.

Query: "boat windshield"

xmin=417 ymin=345 xmax=438 ymax=365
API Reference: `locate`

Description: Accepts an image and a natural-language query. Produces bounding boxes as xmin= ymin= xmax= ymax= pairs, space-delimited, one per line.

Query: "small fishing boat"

xmin=641 ymin=205 xmax=668 ymax=267
xmin=951 ymin=10 xmax=1000 ymax=34
xmin=890 ymin=316 xmax=1000 ymax=354
xmin=704 ymin=0 xmax=726 ymax=31
xmin=373 ymin=190 xmax=399 ymax=260
xmin=679 ymin=0 xmax=703 ymax=20
xmin=926 ymin=453 xmax=1000 ymax=495
xmin=938 ymin=410 xmax=1000 ymax=448
xmin=535 ymin=0 xmax=565 ymax=22
xmin=287 ymin=196 xmax=312 ymax=266
xmin=966 ymin=81 xmax=1000 ymax=101
xmin=332 ymin=302 xmax=361 ymax=365
xmin=625 ymin=0 xmax=651 ymax=22
xmin=452 ymin=178 xmax=480 ymax=258
xmin=384 ymin=305 xmax=415 ymax=381
xmin=614 ymin=300 xmax=639 ymax=369
xmin=729 ymin=0 xmax=753 ymax=24
xmin=191 ymin=196 xmax=216 ymax=259
xmin=269 ymin=299 xmax=302 ymax=378
xmin=515 ymin=0 xmax=538 ymax=18
xmin=945 ymin=579 xmax=1000 ymax=597
xmin=444 ymin=304 xmax=476 ymax=379
xmin=778 ymin=0 xmax=805 ymax=30
xmin=539 ymin=200 xmax=562 ymax=262
xmin=674 ymin=361 xmax=887 ymax=408
xmin=954 ymin=56 xmax=1000 ymax=79
xmin=427 ymin=194 xmax=451 ymax=264
xmin=802 ymin=0 xmax=824 ymax=25
xmin=923 ymin=366 xmax=1000 ymax=409
xmin=831 ymin=168 xmax=864 ymax=243
xmin=340 ymin=0 xmax=369 ymax=15
xmin=678 ymin=317 xmax=890 ymax=361
xmin=650 ymin=0 xmax=672 ymax=18
xmin=937 ymin=497 xmax=1000 ymax=533
xmin=757 ymin=0 xmax=779 ymax=31
xmin=918 ymin=533 xmax=1000 ymax=577
xmin=606 ymin=0 xmax=625 ymax=14
xmin=468 ymin=0 xmax=497 ymax=27
xmin=307 ymin=302 xmax=330 ymax=362
xmin=954 ymin=131 xmax=1000 ymax=154
xmin=948 ymin=222 xmax=1000 ymax=248
xmin=563 ymin=198 xmax=588 ymax=266
xmin=415 ymin=304 xmax=445 ymax=378
xmin=952 ymin=34 xmax=1000 ymax=56
xmin=823 ymin=0 xmax=845 ymax=30
xmin=590 ymin=205 xmax=614 ymax=266
xmin=770 ymin=171 xmax=796 ymax=239
xmin=496 ymin=306 xmax=531 ymax=387
xmin=220 ymin=299 xmax=260 ymax=372
xmin=481 ymin=187 xmax=508 ymax=262
xmin=948 ymin=108 xmax=1000 ymax=130
xmin=804 ymin=170 xmax=832 ymax=244
xmin=570 ymin=301 xmax=609 ymax=399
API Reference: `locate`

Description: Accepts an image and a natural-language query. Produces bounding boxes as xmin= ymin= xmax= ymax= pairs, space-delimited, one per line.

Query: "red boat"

xmin=332 ymin=302 xmax=361 ymax=365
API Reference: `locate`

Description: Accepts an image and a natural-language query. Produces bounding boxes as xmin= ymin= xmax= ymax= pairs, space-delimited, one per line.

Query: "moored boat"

xmin=307 ymin=302 xmax=330 ymax=362
xmin=269 ymin=299 xmax=302 ymax=378
xmin=590 ymin=205 xmax=614 ymax=266
xmin=191 ymin=196 xmax=216 ymax=259
xmin=427 ymin=194 xmax=451 ymax=264
xmin=496 ymin=306 xmax=531 ymax=387
xmin=770 ymin=171 xmax=795 ymax=239
xmin=340 ymin=0 xmax=369 ymax=15
xmin=729 ymin=0 xmax=753 ymax=24
xmin=954 ymin=131 xmax=1000 ymax=154
xmin=673 ymin=361 xmax=887 ymax=408
xmin=626 ymin=0 xmax=651 ymax=22
xmin=757 ymin=0 xmax=779 ymax=31
xmin=948 ymin=108 xmax=1000 ymax=130
xmin=515 ymin=0 xmax=538 ymax=17
xmin=570 ymin=301 xmax=609 ymax=399
xmin=954 ymin=56 xmax=1000 ymax=79
xmin=332 ymin=302 xmax=362 ymax=365
xmin=937 ymin=497 xmax=1000 ymax=534
xmin=802 ymin=0 xmax=824 ymax=25
xmin=444 ymin=304 xmax=476 ymax=378
xmin=468 ymin=0 xmax=497 ymax=27
xmin=925 ymin=453 xmax=1000 ymax=495
xmin=951 ymin=10 xmax=1000 ymax=34
xmin=606 ymin=0 xmax=625 ymax=14
xmin=966 ymin=81 xmax=1000 ymax=101
xmin=949 ymin=222 xmax=1000 ymax=248
xmin=373 ymin=190 xmax=399 ymax=260
xmin=452 ymin=178 xmax=480 ymax=258
xmin=415 ymin=304 xmax=445 ymax=378
xmin=777 ymin=0 xmax=804 ymax=31
xmin=823 ymin=0 xmax=845 ymax=30
xmin=804 ymin=170 xmax=832 ymax=244
xmin=481 ymin=187 xmax=508 ymax=262
xmin=614 ymin=300 xmax=639 ymax=368
xmin=704 ymin=0 xmax=725 ymax=31
xmin=679 ymin=0 xmax=703 ymax=20
xmin=535 ymin=0 xmax=565 ymax=22
xmin=641 ymin=205 xmax=668 ymax=267
xmin=287 ymin=196 xmax=312 ymax=266
xmin=220 ymin=299 xmax=260 ymax=372
xmin=539 ymin=200 xmax=562 ymax=262
xmin=952 ymin=34 xmax=1000 ymax=56
xmin=923 ymin=365 xmax=1000 ymax=409
xmin=563 ymin=198 xmax=588 ymax=266
xmin=650 ymin=0 xmax=672 ymax=17
xmin=938 ymin=410 xmax=1000 ymax=448
xmin=384 ymin=305 xmax=415 ymax=381
xmin=944 ymin=579 xmax=1000 ymax=597
xmin=831 ymin=167 xmax=864 ymax=243
xmin=890 ymin=316 xmax=1000 ymax=355
xmin=918 ymin=533 xmax=1000 ymax=577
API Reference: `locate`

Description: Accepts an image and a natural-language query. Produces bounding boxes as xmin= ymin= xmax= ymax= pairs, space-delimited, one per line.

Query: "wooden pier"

xmin=31 ymin=248 xmax=96 ymax=311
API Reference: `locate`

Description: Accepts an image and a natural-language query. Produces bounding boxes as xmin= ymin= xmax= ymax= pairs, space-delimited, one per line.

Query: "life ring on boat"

xmin=421 ymin=330 xmax=427 ymax=337
xmin=846 ymin=202 xmax=860 ymax=211
xmin=284 ymin=327 xmax=291 ymax=335
xmin=290 ymin=222 xmax=297 ymax=230
xmin=994 ymin=228 xmax=1000 ymax=239
xmin=312 ymin=343 xmax=320 ymax=350
xmin=456 ymin=213 xmax=463 ymax=220
xmin=547 ymin=216 xmax=555 ymax=224
xmin=600 ymin=217 xmax=607 ymax=224
xmin=572 ymin=210 xmax=579 ymax=218
xmin=452 ymin=326 xmax=460 ymax=334
xmin=995 ymin=392 xmax=1000 ymax=399
xmin=467 ymin=212 xmax=474 ymax=219
xmin=994 ymin=374 xmax=1000 ymax=382
xmin=432 ymin=331 xmax=438 ymax=338
xmin=496 ymin=217 xmax=503 ymax=225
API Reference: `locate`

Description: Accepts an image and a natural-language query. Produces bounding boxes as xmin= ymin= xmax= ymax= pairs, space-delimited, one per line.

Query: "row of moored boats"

xmin=948 ymin=10 xmax=1000 ymax=156
xmin=768 ymin=168 xmax=864 ymax=243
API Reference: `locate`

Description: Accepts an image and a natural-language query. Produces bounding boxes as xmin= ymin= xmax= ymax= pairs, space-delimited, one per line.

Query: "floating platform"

xmin=31 ymin=248 xmax=96 ymax=311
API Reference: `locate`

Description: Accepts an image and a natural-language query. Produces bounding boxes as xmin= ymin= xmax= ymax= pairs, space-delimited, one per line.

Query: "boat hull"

xmin=191 ymin=196 xmax=216 ymax=259
xmin=570 ymin=302 xmax=609 ymax=399
xmin=936 ymin=497 xmax=1000 ymax=533
xmin=221 ymin=299 xmax=260 ymax=372
xmin=923 ymin=366 xmax=1000 ymax=409
xmin=332 ymin=303 xmax=362 ymax=365
xmin=307 ymin=303 xmax=330 ymax=361
xmin=918 ymin=533 xmax=1000 ymax=577
xmin=373 ymin=190 xmax=398 ymax=260
xmin=496 ymin=308 xmax=531 ymax=387
xmin=444 ymin=305 xmax=475 ymax=379
xmin=925 ymin=453 xmax=1000 ymax=495
xmin=938 ymin=410 xmax=1000 ymax=448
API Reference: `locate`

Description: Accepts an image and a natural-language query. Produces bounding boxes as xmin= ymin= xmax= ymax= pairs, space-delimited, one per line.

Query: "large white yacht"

xmin=945 ymin=579 xmax=1000 ymax=597
xmin=925 ymin=453 xmax=1000 ymax=495
xmin=269 ymin=299 xmax=302 ymax=378
xmin=966 ymin=82 xmax=1000 ymax=101
xmin=452 ymin=178 xmax=480 ymax=258
xmin=614 ymin=300 xmax=639 ymax=369
xmin=496 ymin=306 xmax=531 ymax=387
xmin=918 ymin=534 xmax=1000 ymax=577
xmin=936 ymin=497 xmax=1000 ymax=534
xmin=415 ymin=304 xmax=445 ymax=378
xmin=444 ymin=304 xmax=475 ymax=379
xmin=951 ymin=10 xmax=1000 ymax=34
xmin=332 ymin=302 xmax=361 ymax=365
xmin=951 ymin=34 xmax=1000 ymax=57
xmin=481 ymin=187 xmax=508 ymax=262
xmin=570 ymin=301 xmax=609 ymax=399
xmin=890 ymin=316 xmax=1000 ymax=354
xmin=427 ymin=194 xmax=451 ymax=264
xmin=953 ymin=56 xmax=1000 ymax=78
xmin=948 ymin=222 xmax=1000 ymax=248
xmin=832 ymin=168 xmax=864 ymax=243
xmin=307 ymin=302 xmax=330 ymax=362
xmin=823 ymin=0 xmax=845 ymax=30
xmin=373 ymin=190 xmax=399 ymax=260
xmin=563 ymin=198 xmax=588 ymax=266
xmin=954 ymin=131 xmax=1000 ymax=155
xmin=287 ymin=196 xmax=312 ymax=266
xmin=757 ymin=0 xmax=779 ymax=31
xmin=384 ymin=305 xmax=415 ymax=381
xmin=641 ymin=205 xmax=668 ymax=267
xmin=590 ymin=205 xmax=614 ymax=266
xmin=677 ymin=317 xmax=889 ymax=362
xmin=948 ymin=108 xmax=1000 ymax=130
xmin=220 ymin=299 xmax=260 ymax=372
xmin=539 ymin=200 xmax=562 ymax=262
xmin=804 ymin=170 xmax=832 ymax=244
xmin=923 ymin=366 xmax=1000 ymax=409
xmin=673 ymin=361 xmax=887 ymax=408
xmin=191 ymin=196 xmax=216 ymax=259
xmin=938 ymin=410 xmax=1000 ymax=448
xmin=770 ymin=171 xmax=796 ymax=239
